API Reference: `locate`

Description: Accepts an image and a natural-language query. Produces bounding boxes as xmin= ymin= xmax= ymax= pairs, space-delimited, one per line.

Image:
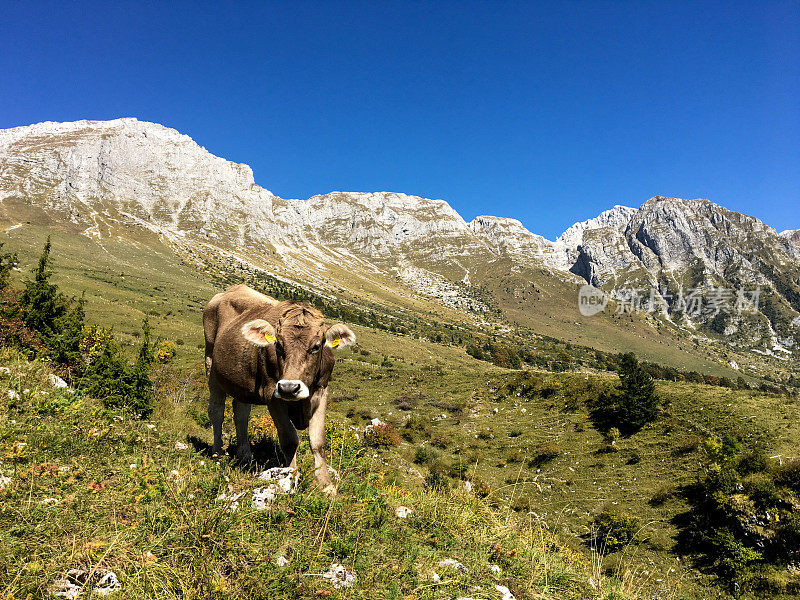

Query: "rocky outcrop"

xmin=1 ymin=119 xmax=798 ymax=342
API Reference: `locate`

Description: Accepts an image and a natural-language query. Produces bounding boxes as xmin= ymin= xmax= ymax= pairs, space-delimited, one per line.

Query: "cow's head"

xmin=241 ymin=303 xmax=355 ymax=400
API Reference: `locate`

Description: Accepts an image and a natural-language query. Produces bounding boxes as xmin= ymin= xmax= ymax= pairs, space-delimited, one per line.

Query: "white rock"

xmin=394 ymin=505 xmax=413 ymax=518
xmin=252 ymin=467 xmax=299 ymax=509
xmin=276 ymin=555 xmax=289 ymax=567
xmin=495 ymin=585 xmax=516 ymax=600
xmin=48 ymin=374 xmax=68 ymax=388
xmin=0 ymin=366 xmax=11 ymax=375
xmin=52 ymin=568 xmax=121 ymax=599
xmin=488 ymin=563 xmax=501 ymax=573
xmin=0 ymin=475 xmax=12 ymax=489
xmin=174 ymin=441 xmax=189 ymax=450
xmin=438 ymin=558 xmax=468 ymax=574
xmin=7 ymin=390 xmax=20 ymax=401
xmin=216 ymin=491 xmax=246 ymax=511
xmin=463 ymin=480 xmax=473 ymax=493
xmin=431 ymin=571 xmax=441 ymax=582
xmin=322 ymin=563 xmax=357 ymax=589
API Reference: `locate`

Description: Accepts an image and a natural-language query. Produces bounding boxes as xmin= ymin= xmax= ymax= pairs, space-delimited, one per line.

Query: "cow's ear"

xmin=241 ymin=319 xmax=276 ymax=347
xmin=325 ymin=323 xmax=356 ymax=349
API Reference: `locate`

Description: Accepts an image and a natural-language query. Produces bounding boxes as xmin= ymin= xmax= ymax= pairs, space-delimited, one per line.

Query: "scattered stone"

xmin=7 ymin=390 xmax=20 ymax=401
xmin=216 ymin=491 xmax=246 ymax=511
xmin=322 ymin=563 xmax=357 ymax=589
xmin=488 ymin=563 xmax=501 ymax=573
xmin=144 ymin=551 xmax=158 ymax=564
xmin=492 ymin=407 xmax=499 ymax=414
xmin=174 ymin=441 xmax=189 ymax=451
xmin=431 ymin=571 xmax=441 ymax=582
xmin=495 ymin=584 xmax=516 ymax=600
xmin=0 ymin=475 xmax=11 ymax=489
xmin=168 ymin=470 xmax=180 ymax=480
xmin=51 ymin=568 xmax=121 ymax=598
xmin=463 ymin=480 xmax=473 ymax=493
xmin=438 ymin=558 xmax=468 ymax=574
xmin=276 ymin=555 xmax=289 ymax=567
xmin=252 ymin=467 xmax=299 ymax=509
xmin=48 ymin=374 xmax=69 ymax=388
xmin=145 ymin=424 xmax=156 ymax=430
xmin=0 ymin=366 xmax=11 ymax=375
xmin=40 ymin=497 xmax=59 ymax=505
xmin=394 ymin=505 xmax=413 ymax=518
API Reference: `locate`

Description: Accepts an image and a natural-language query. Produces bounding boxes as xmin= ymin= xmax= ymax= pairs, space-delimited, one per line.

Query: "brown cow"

xmin=203 ymin=284 xmax=355 ymax=495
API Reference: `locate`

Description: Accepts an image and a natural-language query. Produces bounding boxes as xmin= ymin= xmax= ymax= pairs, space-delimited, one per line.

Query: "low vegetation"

xmin=2 ymin=237 xmax=799 ymax=599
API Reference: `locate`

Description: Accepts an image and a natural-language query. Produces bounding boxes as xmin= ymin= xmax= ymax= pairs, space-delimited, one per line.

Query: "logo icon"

xmin=578 ymin=285 xmax=607 ymax=317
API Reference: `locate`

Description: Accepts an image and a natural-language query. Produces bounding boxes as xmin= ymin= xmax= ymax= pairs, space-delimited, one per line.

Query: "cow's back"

xmin=204 ymin=285 xmax=280 ymax=401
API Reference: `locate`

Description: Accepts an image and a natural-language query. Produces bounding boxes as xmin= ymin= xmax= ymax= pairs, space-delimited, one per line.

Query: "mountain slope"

xmin=1 ymin=118 xmax=797 ymax=380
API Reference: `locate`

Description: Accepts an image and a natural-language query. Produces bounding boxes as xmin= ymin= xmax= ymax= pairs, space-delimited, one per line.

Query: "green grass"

xmin=0 ymin=348 xmax=623 ymax=599
xmin=2 ymin=215 xmax=799 ymax=598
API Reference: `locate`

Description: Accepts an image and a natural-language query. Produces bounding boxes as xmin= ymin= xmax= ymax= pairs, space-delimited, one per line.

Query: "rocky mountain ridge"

xmin=1 ymin=118 xmax=798 ymax=346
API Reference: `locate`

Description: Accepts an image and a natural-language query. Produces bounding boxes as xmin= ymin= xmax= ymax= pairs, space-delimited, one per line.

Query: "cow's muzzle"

xmin=275 ymin=379 xmax=310 ymax=400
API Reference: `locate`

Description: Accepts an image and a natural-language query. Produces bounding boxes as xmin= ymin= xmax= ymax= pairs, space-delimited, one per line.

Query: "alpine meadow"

xmin=1 ymin=3 xmax=800 ymax=598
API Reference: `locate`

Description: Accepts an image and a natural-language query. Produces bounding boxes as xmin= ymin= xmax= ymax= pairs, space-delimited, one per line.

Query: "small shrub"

xmin=508 ymin=429 xmax=523 ymax=438
xmin=589 ymin=511 xmax=641 ymax=554
xmin=529 ymin=444 xmax=561 ymax=467
xmin=649 ymin=486 xmax=672 ymax=506
xmin=737 ymin=447 xmax=769 ymax=475
xmin=364 ymin=423 xmax=401 ymax=448
xmin=775 ymin=459 xmax=800 ymax=493
xmin=625 ymin=450 xmax=641 ymax=465
xmin=154 ymin=340 xmax=177 ymax=363
xmin=413 ymin=445 xmax=439 ymax=465
xmin=393 ymin=392 xmax=425 ymax=410
xmin=428 ymin=399 xmax=464 ymax=414
xmin=743 ymin=474 xmax=781 ymax=510
xmin=430 ymin=431 xmax=450 ymax=449
xmin=80 ymin=319 xmax=155 ymax=417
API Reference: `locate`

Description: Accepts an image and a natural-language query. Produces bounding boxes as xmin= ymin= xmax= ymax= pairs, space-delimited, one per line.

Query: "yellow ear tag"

xmin=263 ymin=333 xmax=276 ymax=344
xmin=330 ymin=339 xmax=341 ymax=348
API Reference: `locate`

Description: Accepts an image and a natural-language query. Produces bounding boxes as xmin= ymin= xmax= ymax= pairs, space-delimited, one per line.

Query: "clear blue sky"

xmin=1 ymin=1 xmax=798 ymax=239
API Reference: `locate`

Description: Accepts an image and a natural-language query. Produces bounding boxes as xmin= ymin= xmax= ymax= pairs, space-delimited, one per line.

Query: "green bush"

xmin=80 ymin=319 xmax=155 ymax=417
xmin=589 ymin=511 xmax=641 ymax=554
xmin=743 ymin=474 xmax=781 ymax=510
xmin=775 ymin=459 xmax=800 ymax=493
xmin=364 ymin=423 xmax=401 ymax=448
xmin=413 ymin=445 xmax=439 ymax=465
xmin=528 ymin=444 xmax=561 ymax=468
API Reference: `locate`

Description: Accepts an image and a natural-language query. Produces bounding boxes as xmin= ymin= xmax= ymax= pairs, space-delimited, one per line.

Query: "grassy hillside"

xmin=1 ymin=347 xmax=624 ymax=599
xmin=2 ymin=220 xmax=799 ymax=598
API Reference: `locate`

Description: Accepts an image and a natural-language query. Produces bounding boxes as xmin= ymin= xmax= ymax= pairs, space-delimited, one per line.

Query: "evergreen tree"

xmin=18 ymin=238 xmax=86 ymax=372
xmin=592 ymin=352 xmax=659 ymax=434
xmin=19 ymin=237 xmax=67 ymax=336
xmin=0 ymin=242 xmax=18 ymax=291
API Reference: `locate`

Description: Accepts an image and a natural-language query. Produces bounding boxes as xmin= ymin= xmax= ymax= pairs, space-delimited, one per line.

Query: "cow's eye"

xmin=310 ymin=342 xmax=321 ymax=354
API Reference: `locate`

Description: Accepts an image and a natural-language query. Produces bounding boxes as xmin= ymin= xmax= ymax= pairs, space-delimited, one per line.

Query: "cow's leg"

xmin=232 ymin=399 xmax=253 ymax=464
xmin=267 ymin=400 xmax=299 ymax=468
xmin=308 ymin=387 xmax=336 ymax=497
xmin=207 ymin=374 xmax=226 ymax=457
